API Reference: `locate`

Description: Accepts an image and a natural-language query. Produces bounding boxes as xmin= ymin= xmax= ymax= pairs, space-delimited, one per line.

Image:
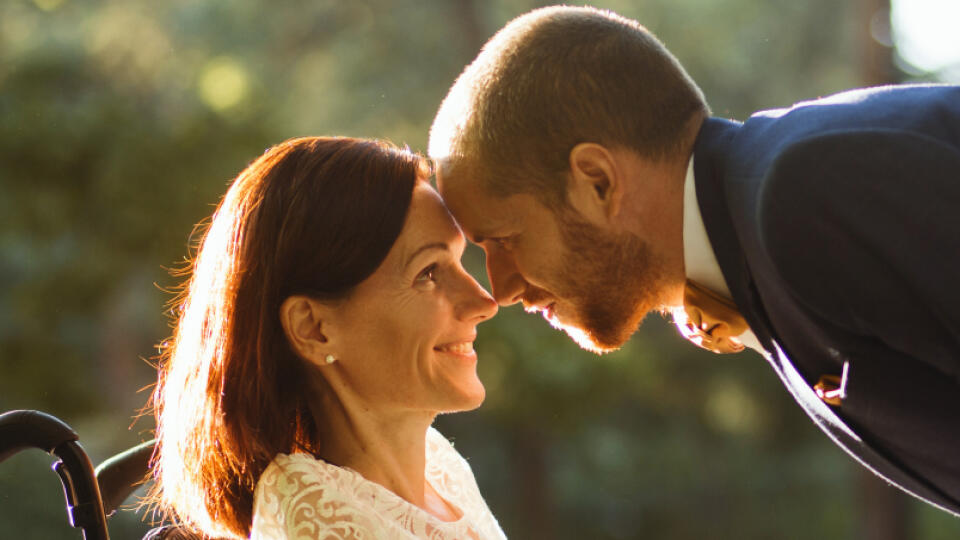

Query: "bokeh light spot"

xmin=892 ymin=0 xmax=960 ymax=72
xmin=32 ymin=0 xmax=66 ymax=11
xmin=198 ymin=57 xmax=250 ymax=112
xmin=705 ymin=380 xmax=761 ymax=436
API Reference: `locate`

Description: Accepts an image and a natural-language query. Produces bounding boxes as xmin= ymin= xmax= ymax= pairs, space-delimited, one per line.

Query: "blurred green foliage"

xmin=0 ymin=0 xmax=957 ymax=538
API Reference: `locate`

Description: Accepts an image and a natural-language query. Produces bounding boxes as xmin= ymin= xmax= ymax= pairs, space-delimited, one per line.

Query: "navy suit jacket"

xmin=692 ymin=85 xmax=960 ymax=515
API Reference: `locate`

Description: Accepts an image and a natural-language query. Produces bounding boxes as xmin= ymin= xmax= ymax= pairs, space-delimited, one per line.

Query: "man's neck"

xmin=612 ymin=147 xmax=689 ymax=308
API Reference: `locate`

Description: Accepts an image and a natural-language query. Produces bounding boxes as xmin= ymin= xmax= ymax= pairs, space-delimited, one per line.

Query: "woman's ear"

xmin=279 ymin=295 xmax=334 ymax=366
xmin=566 ymin=142 xmax=623 ymax=224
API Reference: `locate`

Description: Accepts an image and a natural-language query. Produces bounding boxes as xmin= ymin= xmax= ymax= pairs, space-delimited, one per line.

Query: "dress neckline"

xmin=284 ymin=428 xmax=469 ymax=527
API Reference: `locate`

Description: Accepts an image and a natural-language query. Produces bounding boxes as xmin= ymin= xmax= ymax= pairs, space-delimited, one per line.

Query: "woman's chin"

xmin=438 ymin=380 xmax=486 ymax=413
xmin=462 ymin=384 xmax=486 ymax=410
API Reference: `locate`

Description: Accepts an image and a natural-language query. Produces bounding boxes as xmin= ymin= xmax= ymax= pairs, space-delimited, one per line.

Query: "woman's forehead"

xmin=394 ymin=184 xmax=463 ymax=262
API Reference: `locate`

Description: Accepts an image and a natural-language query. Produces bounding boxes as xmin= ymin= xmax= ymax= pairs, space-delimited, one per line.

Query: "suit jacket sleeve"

xmin=756 ymin=128 xmax=960 ymax=382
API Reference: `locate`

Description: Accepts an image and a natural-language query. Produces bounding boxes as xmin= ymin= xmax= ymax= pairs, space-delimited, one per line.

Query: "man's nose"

xmin=485 ymin=247 xmax=526 ymax=306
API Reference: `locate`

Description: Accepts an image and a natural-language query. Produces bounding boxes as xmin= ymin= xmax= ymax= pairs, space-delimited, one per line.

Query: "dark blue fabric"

xmin=693 ymin=84 xmax=960 ymax=516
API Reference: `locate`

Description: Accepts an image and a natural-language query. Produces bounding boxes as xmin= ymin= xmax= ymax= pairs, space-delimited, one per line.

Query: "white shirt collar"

xmin=682 ymin=155 xmax=765 ymax=354
xmin=682 ymin=156 xmax=731 ymax=297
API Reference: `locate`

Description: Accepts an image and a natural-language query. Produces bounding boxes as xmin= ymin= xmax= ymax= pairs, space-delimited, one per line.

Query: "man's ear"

xmin=566 ymin=143 xmax=623 ymax=224
xmin=279 ymin=295 xmax=334 ymax=367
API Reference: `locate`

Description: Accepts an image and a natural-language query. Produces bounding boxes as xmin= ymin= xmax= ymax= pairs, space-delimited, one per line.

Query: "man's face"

xmin=437 ymin=166 xmax=670 ymax=353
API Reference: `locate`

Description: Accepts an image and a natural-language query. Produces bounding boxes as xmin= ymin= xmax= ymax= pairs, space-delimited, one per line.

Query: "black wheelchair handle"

xmin=0 ymin=409 xmax=79 ymax=462
xmin=0 ymin=409 xmax=109 ymax=540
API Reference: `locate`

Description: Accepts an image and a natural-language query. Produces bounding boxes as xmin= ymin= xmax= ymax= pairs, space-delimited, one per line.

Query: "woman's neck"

xmin=310 ymin=387 xmax=459 ymax=520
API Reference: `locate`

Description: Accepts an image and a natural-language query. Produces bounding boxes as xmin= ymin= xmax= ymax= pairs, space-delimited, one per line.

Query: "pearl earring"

xmin=325 ymin=354 xmax=336 ymax=364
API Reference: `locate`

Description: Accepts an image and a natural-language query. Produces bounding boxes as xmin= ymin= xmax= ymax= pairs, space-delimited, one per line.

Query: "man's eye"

xmin=416 ymin=264 xmax=437 ymax=283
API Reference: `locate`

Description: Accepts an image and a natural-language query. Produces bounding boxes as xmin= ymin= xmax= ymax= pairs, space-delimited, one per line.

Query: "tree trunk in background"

xmin=856 ymin=471 xmax=912 ymax=540
xmin=856 ymin=0 xmax=898 ymax=86
xmin=452 ymin=0 xmax=487 ymax=63
xmin=854 ymin=0 xmax=911 ymax=538
xmin=514 ymin=425 xmax=555 ymax=540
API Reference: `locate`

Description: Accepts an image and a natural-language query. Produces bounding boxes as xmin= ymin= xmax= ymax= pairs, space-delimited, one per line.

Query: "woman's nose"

xmin=456 ymin=272 xmax=499 ymax=322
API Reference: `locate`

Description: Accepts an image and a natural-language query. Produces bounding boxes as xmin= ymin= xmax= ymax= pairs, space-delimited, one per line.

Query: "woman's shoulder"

xmin=424 ymin=427 xmax=482 ymax=497
xmin=426 ymin=426 xmax=469 ymax=456
xmin=424 ymin=428 xmax=507 ymax=540
xmin=259 ymin=452 xmax=336 ymax=486
xmin=257 ymin=452 xmax=369 ymax=501
xmin=426 ymin=427 xmax=473 ymax=472
xmin=252 ymin=453 xmax=384 ymax=539
xmin=426 ymin=426 xmax=454 ymax=454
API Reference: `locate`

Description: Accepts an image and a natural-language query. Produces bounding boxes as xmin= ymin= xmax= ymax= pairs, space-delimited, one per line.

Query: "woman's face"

xmin=325 ymin=182 xmax=498 ymax=414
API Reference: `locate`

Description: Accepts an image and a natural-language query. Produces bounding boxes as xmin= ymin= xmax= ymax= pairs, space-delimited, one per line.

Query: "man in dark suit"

xmin=428 ymin=5 xmax=960 ymax=516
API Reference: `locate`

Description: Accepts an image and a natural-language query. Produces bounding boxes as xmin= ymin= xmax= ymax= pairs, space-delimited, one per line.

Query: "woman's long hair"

xmin=149 ymin=137 xmax=427 ymax=538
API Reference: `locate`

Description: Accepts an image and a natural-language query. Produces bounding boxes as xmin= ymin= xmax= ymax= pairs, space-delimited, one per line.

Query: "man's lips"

xmin=524 ymin=301 xmax=556 ymax=320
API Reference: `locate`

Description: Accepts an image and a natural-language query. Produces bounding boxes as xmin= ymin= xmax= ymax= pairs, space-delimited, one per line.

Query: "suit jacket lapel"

xmin=693 ymin=118 xmax=776 ymax=348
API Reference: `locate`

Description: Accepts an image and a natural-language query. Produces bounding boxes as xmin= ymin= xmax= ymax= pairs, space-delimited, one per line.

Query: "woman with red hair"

xmin=149 ymin=137 xmax=505 ymax=539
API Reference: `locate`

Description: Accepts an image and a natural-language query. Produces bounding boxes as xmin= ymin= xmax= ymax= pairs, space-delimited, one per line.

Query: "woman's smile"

xmin=434 ymin=339 xmax=476 ymax=357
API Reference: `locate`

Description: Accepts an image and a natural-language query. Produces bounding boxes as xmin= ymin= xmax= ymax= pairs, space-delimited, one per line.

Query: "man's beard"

xmin=536 ymin=212 xmax=667 ymax=353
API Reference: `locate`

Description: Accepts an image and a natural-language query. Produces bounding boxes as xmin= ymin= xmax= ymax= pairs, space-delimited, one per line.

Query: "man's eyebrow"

xmin=405 ymin=242 xmax=449 ymax=268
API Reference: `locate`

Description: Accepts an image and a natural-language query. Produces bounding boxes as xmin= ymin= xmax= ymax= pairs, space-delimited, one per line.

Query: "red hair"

xmin=149 ymin=137 xmax=427 ymax=538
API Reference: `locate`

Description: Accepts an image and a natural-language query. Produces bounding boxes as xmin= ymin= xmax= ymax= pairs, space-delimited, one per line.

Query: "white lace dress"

xmin=250 ymin=427 xmax=507 ymax=540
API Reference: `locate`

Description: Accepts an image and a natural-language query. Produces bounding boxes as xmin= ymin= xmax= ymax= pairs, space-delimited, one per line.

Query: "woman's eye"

xmin=416 ymin=264 xmax=437 ymax=283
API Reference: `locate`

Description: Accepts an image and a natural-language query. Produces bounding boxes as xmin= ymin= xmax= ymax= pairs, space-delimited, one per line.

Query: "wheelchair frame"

xmin=0 ymin=409 xmax=155 ymax=540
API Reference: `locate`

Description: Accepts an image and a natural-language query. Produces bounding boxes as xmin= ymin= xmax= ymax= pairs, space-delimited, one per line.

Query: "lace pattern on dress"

xmin=250 ymin=427 xmax=506 ymax=540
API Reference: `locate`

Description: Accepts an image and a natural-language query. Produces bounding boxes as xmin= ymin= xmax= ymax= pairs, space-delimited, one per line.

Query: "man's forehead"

xmin=435 ymin=159 xmax=478 ymax=198
xmin=437 ymin=168 xmax=514 ymax=237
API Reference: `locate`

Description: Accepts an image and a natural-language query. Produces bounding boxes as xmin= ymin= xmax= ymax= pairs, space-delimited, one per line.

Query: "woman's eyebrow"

xmin=404 ymin=242 xmax=448 ymax=269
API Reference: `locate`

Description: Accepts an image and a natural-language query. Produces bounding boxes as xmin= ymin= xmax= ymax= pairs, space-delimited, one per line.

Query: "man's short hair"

xmin=429 ymin=5 xmax=709 ymax=209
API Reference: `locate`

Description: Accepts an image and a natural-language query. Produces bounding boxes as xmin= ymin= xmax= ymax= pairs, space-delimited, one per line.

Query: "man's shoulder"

xmin=752 ymin=84 xmax=960 ymax=119
xmin=755 ymin=127 xmax=960 ymax=239
xmin=704 ymin=84 xmax=960 ymax=215
xmin=735 ymin=84 xmax=960 ymax=155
